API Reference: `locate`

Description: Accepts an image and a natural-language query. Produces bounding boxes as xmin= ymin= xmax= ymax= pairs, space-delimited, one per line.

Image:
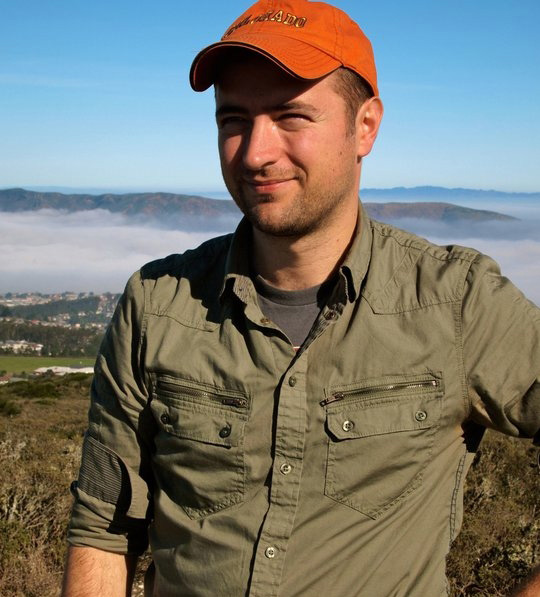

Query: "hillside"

xmin=0 ymin=188 xmax=241 ymax=232
xmin=0 ymin=293 xmax=120 ymax=357
xmin=365 ymin=201 xmax=516 ymax=222
xmin=0 ymin=294 xmax=118 ymax=324
xmin=0 ymin=188 xmax=239 ymax=218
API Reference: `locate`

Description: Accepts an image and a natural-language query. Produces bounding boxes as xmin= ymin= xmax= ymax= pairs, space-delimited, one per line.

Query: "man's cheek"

xmin=219 ymin=138 xmax=242 ymax=171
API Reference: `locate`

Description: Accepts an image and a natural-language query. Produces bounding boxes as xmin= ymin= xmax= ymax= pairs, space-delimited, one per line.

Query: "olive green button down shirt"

xmin=68 ymin=208 xmax=540 ymax=597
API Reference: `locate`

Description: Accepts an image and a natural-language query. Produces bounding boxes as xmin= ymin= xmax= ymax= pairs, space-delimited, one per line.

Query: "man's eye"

xmin=218 ymin=116 xmax=246 ymax=128
xmin=278 ymin=113 xmax=310 ymax=129
xmin=280 ymin=113 xmax=307 ymax=121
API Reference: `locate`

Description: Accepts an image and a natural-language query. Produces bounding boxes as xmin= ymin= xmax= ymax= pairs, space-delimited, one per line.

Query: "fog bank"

xmin=1 ymin=207 xmax=538 ymax=306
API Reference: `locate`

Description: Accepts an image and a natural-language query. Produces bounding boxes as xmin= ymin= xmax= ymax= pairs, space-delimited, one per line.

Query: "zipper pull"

xmin=320 ymin=392 xmax=345 ymax=407
xmin=222 ymin=398 xmax=248 ymax=408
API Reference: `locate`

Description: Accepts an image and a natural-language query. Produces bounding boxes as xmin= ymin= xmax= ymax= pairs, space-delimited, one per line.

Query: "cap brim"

xmin=190 ymin=34 xmax=341 ymax=91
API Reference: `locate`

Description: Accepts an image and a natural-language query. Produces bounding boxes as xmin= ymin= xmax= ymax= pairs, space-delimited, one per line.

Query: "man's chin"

xmin=231 ymin=191 xmax=315 ymax=237
xmin=241 ymin=204 xmax=290 ymax=235
xmin=248 ymin=212 xmax=318 ymax=238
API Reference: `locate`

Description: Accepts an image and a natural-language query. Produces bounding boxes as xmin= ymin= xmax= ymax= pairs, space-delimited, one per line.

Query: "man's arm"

xmin=61 ymin=546 xmax=138 ymax=597
xmin=65 ymin=271 xmax=151 ymax=592
xmin=460 ymin=257 xmax=540 ymax=594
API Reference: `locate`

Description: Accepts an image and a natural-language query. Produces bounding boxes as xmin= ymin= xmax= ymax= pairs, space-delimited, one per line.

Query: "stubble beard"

xmin=228 ymin=178 xmax=354 ymax=239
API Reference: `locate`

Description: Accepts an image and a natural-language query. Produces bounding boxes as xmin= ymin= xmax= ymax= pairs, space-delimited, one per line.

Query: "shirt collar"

xmin=219 ymin=203 xmax=373 ymax=305
xmin=220 ymin=218 xmax=256 ymax=304
xmin=339 ymin=202 xmax=373 ymax=303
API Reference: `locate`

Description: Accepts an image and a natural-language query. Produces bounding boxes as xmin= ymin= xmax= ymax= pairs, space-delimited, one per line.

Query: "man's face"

xmin=215 ymin=54 xmax=363 ymax=238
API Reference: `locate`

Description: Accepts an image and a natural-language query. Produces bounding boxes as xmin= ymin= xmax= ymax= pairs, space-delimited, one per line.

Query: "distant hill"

xmin=361 ymin=186 xmax=540 ymax=203
xmin=365 ymin=202 xmax=516 ymax=222
xmin=0 ymin=187 xmax=239 ymax=217
xmin=0 ymin=187 xmax=518 ymax=223
xmin=0 ymin=294 xmax=119 ymax=325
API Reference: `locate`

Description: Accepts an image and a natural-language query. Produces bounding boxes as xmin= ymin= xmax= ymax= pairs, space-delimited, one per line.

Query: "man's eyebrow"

xmin=215 ymin=100 xmax=319 ymax=119
xmin=275 ymin=101 xmax=319 ymax=113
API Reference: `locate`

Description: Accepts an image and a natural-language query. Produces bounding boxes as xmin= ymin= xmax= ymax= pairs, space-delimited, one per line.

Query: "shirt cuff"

xmin=67 ymin=483 xmax=149 ymax=555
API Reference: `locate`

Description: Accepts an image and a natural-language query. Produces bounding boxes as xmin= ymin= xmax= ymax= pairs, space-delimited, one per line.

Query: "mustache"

xmin=240 ymin=166 xmax=300 ymax=181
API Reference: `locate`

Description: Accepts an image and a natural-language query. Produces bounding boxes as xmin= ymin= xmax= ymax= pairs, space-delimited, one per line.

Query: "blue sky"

xmin=1 ymin=0 xmax=539 ymax=193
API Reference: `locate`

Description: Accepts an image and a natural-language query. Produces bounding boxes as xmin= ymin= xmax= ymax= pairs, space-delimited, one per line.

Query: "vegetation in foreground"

xmin=0 ymin=375 xmax=538 ymax=596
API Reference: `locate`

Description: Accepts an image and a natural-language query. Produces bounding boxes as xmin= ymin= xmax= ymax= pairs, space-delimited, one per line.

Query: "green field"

xmin=0 ymin=355 xmax=95 ymax=375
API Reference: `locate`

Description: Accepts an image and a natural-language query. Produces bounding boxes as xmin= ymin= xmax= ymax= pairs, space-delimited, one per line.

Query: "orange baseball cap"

xmin=189 ymin=0 xmax=378 ymax=96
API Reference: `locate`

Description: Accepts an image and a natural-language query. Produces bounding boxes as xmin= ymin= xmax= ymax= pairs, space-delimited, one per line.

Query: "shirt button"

xmin=219 ymin=425 xmax=231 ymax=438
xmin=415 ymin=410 xmax=428 ymax=422
xmin=280 ymin=463 xmax=292 ymax=475
xmin=325 ymin=310 xmax=338 ymax=321
xmin=260 ymin=317 xmax=271 ymax=325
xmin=342 ymin=420 xmax=354 ymax=432
xmin=288 ymin=376 xmax=297 ymax=387
xmin=160 ymin=413 xmax=171 ymax=425
xmin=265 ymin=546 xmax=277 ymax=558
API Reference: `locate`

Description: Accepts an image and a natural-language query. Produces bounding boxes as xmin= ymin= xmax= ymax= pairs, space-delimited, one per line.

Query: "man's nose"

xmin=242 ymin=117 xmax=281 ymax=171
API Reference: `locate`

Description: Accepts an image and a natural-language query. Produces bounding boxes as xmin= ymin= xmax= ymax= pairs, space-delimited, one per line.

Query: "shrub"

xmin=11 ymin=380 xmax=60 ymax=400
xmin=0 ymin=397 xmax=21 ymax=416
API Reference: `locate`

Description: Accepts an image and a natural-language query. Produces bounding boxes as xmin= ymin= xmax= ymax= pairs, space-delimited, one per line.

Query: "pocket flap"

xmin=153 ymin=399 xmax=244 ymax=448
xmin=327 ymin=394 xmax=440 ymax=441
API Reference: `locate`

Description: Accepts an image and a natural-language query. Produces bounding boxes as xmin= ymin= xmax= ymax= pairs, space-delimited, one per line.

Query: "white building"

xmin=34 ymin=366 xmax=94 ymax=376
xmin=0 ymin=340 xmax=44 ymax=354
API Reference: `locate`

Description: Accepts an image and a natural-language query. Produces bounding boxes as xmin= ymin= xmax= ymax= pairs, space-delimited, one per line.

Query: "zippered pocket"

xmin=320 ymin=376 xmax=440 ymax=407
xmin=323 ymin=373 xmax=443 ymax=519
xmin=150 ymin=374 xmax=250 ymax=519
xmin=156 ymin=376 xmax=250 ymax=410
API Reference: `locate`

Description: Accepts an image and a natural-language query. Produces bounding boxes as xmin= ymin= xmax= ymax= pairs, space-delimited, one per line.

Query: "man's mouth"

xmin=244 ymin=178 xmax=294 ymax=193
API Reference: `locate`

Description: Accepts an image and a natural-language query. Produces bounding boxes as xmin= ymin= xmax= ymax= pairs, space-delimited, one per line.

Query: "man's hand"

xmin=61 ymin=546 xmax=138 ymax=597
xmin=511 ymin=566 xmax=540 ymax=597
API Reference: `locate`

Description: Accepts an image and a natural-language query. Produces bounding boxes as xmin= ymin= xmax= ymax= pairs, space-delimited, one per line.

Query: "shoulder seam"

xmin=370 ymin=219 xmax=479 ymax=264
xmin=139 ymin=233 xmax=233 ymax=281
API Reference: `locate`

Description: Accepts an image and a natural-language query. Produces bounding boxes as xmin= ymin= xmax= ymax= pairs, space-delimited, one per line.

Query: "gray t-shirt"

xmin=254 ymin=275 xmax=335 ymax=350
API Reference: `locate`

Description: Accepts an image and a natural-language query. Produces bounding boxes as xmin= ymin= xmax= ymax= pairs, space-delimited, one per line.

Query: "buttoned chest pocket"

xmin=150 ymin=374 xmax=250 ymax=520
xmin=323 ymin=373 xmax=443 ymax=519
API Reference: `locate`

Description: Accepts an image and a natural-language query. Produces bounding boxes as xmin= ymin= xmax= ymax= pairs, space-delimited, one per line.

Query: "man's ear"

xmin=355 ymin=96 xmax=383 ymax=158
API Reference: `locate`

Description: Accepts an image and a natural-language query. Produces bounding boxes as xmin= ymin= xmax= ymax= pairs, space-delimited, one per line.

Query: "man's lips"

xmin=243 ymin=178 xmax=295 ymax=193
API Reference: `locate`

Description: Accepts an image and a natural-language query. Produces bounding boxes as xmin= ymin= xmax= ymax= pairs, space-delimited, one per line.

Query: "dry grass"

xmin=0 ymin=376 xmax=538 ymax=595
xmin=447 ymin=433 xmax=540 ymax=596
xmin=0 ymin=374 xmax=90 ymax=596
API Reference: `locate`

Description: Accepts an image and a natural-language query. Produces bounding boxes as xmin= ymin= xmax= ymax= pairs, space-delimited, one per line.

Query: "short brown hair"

xmin=332 ymin=68 xmax=374 ymax=131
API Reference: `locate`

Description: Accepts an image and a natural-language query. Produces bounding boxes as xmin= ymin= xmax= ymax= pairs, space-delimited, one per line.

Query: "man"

xmin=62 ymin=1 xmax=540 ymax=595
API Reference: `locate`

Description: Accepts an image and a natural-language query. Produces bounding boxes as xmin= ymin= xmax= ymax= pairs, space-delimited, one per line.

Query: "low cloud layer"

xmin=380 ymin=215 xmax=539 ymax=242
xmin=0 ymin=209 xmax=224 ymax=293
xmin=1 ymin=207 xmax=539 ymax=306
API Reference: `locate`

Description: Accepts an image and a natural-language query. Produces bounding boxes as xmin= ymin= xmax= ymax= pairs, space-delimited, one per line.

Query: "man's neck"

xmin=251 ymin=206 xmax=359 ymax=291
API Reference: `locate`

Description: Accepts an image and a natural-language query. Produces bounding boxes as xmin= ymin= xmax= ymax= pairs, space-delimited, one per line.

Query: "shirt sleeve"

xmin=67 ymin=270 xmax=154 ymax=554
xmin=462 ymin=253 xmax=540 ymax=443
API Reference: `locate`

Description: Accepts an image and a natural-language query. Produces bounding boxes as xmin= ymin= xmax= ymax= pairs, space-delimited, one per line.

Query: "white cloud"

xmin=0 ymin=210 xmax=228 ymax=293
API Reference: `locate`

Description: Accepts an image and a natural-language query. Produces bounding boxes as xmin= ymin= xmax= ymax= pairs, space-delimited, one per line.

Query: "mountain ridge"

xmin=361 ymin=185 xmax=540 ymax=201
